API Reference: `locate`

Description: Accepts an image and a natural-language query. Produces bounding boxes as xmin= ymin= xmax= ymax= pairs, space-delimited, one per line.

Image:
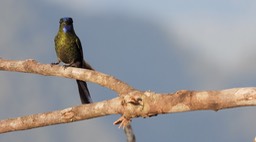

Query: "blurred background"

xmin=1 ymin=0 xmax=256 ymax=141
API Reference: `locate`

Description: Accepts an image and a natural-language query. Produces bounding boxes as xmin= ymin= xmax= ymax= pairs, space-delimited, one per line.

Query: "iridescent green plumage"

xmin=53 ymin=17 xmax=93 ymax=104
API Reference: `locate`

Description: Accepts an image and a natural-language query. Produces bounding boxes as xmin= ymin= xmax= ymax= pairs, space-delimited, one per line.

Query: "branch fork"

xmin=1 ymin=59 xmax=256 ymax=134
xmin=114 ymin=91 xmax=159 ymax=128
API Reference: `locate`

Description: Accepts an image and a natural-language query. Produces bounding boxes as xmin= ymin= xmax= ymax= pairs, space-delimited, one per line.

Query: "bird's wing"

xmin=75 ymin=36 xmax=84 ymax=60
xmin=75 ymin=36 xmax=93 ymax=70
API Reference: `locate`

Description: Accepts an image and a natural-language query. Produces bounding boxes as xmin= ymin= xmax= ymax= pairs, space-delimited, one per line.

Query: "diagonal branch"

xmin=1 ymin=59 xmax=256 ymax=134
xmin=1 ymin=86 xmax=256 ymax=134
xmin=0 ymin=59 xmax=134 ymax=95
xmin=0 ymin=98 xmax=122 ymax=133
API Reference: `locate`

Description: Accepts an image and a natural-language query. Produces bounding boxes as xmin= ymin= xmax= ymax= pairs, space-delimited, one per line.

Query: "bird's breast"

xmin=55 ymin=34 xmax=81 ymax=64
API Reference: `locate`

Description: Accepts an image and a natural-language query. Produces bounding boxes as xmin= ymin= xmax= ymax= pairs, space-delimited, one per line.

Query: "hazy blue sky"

xmin=1 ymin=0 xmax=256 ymax=141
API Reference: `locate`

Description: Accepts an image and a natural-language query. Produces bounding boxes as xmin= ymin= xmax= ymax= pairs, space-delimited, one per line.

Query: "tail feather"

xmin=76 ymin=80 xmax=92 ymax=104
xmin=82 ymin=60 xmax=94 ymax=70
xmin=75 ymin=59 xmax=93 ymax=104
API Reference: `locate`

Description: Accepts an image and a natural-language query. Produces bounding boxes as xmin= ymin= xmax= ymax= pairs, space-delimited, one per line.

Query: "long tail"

xmin=76 ymin=80 xmax=92 ymax=104
xmin=76 ymin=60 xmax=94 ymax=104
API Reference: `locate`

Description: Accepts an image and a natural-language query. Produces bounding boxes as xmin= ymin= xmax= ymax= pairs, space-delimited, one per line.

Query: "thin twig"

xmin=124 ymin=124 xmax=136 ymax=142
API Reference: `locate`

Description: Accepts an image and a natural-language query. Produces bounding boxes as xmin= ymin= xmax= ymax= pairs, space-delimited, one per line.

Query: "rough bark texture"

xmin=0 ymin=98 xmax=121 ymax=133
xmin=0 ymin=59 xmax=134 ymax=95
xmin=1 ymin=59 xmax=256 ymax=134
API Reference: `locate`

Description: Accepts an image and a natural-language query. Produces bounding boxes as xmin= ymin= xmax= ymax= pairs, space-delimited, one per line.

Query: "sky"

xmin=1 ymin=0 xmax=256 ymax=141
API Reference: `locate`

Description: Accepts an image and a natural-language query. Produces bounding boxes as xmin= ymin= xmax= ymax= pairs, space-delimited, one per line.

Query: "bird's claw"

xmin=51 ymin=60 xmax=61 ymax=66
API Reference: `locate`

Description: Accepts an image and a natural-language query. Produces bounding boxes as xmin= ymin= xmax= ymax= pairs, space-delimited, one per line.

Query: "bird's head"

xmin=59 ymin=17 xmax=74 ymax=33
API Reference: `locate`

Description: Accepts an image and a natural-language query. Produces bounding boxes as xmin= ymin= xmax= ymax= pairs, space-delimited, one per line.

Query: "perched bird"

xmin=52 ymin=17 xmax=93 ymax=104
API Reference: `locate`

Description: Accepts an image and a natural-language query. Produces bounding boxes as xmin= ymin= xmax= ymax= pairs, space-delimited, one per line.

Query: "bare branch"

xmin=0 ymin=59 xmax=134 ymax=95
xmin=0 ymin=98 xmax=121 ymax=133
xmin=124 ymin=124 xmax=136 ymax=142
xmin=1 ymin=87 xmax=256 ymax=133
xmin=1 ymin=59 xmax=256 ymax=134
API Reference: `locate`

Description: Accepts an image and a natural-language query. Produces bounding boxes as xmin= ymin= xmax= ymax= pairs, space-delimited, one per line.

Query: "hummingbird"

xmin=52 ymin=17 xmax=93 ymax=104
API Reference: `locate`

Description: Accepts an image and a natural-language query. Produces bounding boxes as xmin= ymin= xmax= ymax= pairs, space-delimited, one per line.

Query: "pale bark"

xmin=1 ymin=59 xmax=256 ymax=134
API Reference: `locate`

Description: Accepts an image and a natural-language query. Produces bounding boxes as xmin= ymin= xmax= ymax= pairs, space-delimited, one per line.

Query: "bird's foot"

xmin=63 ymin=64 xmax=73 ymax=69
xmin=51 ymin=60 xmax=61 ymax=66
